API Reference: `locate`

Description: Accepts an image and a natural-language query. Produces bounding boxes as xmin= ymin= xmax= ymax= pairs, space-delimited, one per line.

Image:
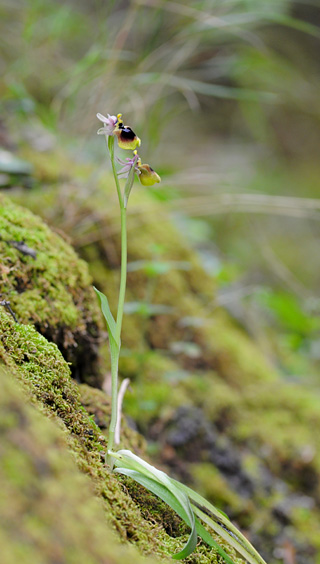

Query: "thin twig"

xmin=115 ymin=378 xmax=131 ymax=445
xmin=0 ymin=300 xmax=18 ymax=323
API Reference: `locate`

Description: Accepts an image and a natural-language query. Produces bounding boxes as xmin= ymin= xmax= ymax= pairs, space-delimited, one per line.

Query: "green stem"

xmin=116 ymin=206 xmax=127 ymax=341
xmin=106 ymin=136 xmax=128 ymax=467
xmin=107 ymin=354 xmax=119 ymax=462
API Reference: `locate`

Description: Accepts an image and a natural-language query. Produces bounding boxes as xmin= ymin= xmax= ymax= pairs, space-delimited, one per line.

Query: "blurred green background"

xmin=1 ymin=0 xmax=320 ymax=381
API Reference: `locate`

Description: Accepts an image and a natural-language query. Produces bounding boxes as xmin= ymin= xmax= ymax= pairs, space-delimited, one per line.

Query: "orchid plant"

xmin=95 ymin=112 xmax=267 ymax=564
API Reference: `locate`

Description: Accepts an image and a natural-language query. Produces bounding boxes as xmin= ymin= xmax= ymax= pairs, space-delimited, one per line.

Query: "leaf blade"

xmin=195 ymin=518 xmax=236 ymax=564
xmin=115 ymin=467 xmax=197 ymax=560
xmin=111 ymin=451 xmax=267 ymax=564
xmin=94 ymin=287 xmax=119 ymax=348
xmin=172 ymin=479 xmax=267 ymax=564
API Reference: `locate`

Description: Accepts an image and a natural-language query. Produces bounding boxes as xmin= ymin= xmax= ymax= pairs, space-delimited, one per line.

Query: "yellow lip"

xmin=139 ymin=164 xmax=161 ymax=186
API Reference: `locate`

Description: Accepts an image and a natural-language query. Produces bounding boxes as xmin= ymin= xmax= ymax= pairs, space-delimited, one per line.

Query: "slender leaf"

xmin=193 ymin=505 xmax=267 ymax=564
xmin=172 ymin=479 xmax=233 ymax=525
xmin=174 ymin=479 xmax=267 ymax=564
xmin=110 ymin=451 xmax=198 ymax=551
xmin=111 ymin=450 xmax=267 ymax=564
xmin=267 ymin=13 xmax=320 ymax=38
xmin=115 ymin=468 xmax=197 ymax=560
xmin=195 ymin=518 xmax=236 ymax=564
xmin=94 ymin=287 xmax=119 ymax=356
xmin=113 ymin=453 xmax=237 ymax=564
xmin=110 ymin=449 xmax=174 ymax=489
xmin=115 ymin=468 xmax=190 ymax=522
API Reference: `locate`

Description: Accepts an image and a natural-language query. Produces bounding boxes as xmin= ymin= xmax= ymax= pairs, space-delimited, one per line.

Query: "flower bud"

xmin=138 ymin=164 xmax=161 ymax=186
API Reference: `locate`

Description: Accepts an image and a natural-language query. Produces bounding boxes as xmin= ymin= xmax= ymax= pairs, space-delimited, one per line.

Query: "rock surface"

xmin=0 ymin=195 xmax=102 ymax=386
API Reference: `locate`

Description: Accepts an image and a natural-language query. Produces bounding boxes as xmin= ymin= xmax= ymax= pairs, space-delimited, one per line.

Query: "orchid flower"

xmin=117 ymin=151 xmax=161 ymax=186
xmin=97 ymin=112 xmax=141 ymax=150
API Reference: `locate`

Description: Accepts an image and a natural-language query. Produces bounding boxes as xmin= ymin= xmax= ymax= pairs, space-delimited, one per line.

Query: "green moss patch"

xmin=0 ymin=365 xmax=161 ymax=564
xmin=0 ymin=195 xmax=102 ymax=385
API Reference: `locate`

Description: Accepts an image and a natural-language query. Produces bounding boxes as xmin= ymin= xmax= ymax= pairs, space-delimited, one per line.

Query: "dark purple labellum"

xmin=119 ymin=126 xmax=137 ymax=142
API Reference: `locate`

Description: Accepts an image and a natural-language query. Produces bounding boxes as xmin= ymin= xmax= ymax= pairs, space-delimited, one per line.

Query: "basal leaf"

xmin=173 ymin=479 xmax=233 ymax=525
xmin=195 ymin=517 xmax=236 ymax=564
xmin=114 ymin=467 xmax=197 ymax=560
xmin=111 ymin=450 xmax=198 ymax=558
xmin=110 ymin=451 xmax=267 ymax=564
xmin=193 ymin=505 xmax=267 ymax=564
xmin=172 ymin=479 xmax=267 ymax=564
xmin=110 ymin=449 xmax=173 ymax=490
xmin=115 ymin=468 xmax=190 ymax=522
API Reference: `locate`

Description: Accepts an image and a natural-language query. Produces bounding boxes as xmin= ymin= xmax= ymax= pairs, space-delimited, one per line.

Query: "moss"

xmin=0 ymin=307 xmax=101 ymax=451
xmin=0 ymin=308 xmax=166 ymax=557
xmin=0 ymin=365 xmax=159 ymax=564
xmin=0 ymin=195 xmax=102 ymax=386
xmin=120 ymin=476 xmax=189 ymax=538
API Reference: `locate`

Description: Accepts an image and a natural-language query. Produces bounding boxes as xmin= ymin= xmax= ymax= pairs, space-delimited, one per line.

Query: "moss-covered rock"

xmin=0 ymin=365 xmax=159 ymax=564
xmin=0 ymin=194 xmax=102 ymax=386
